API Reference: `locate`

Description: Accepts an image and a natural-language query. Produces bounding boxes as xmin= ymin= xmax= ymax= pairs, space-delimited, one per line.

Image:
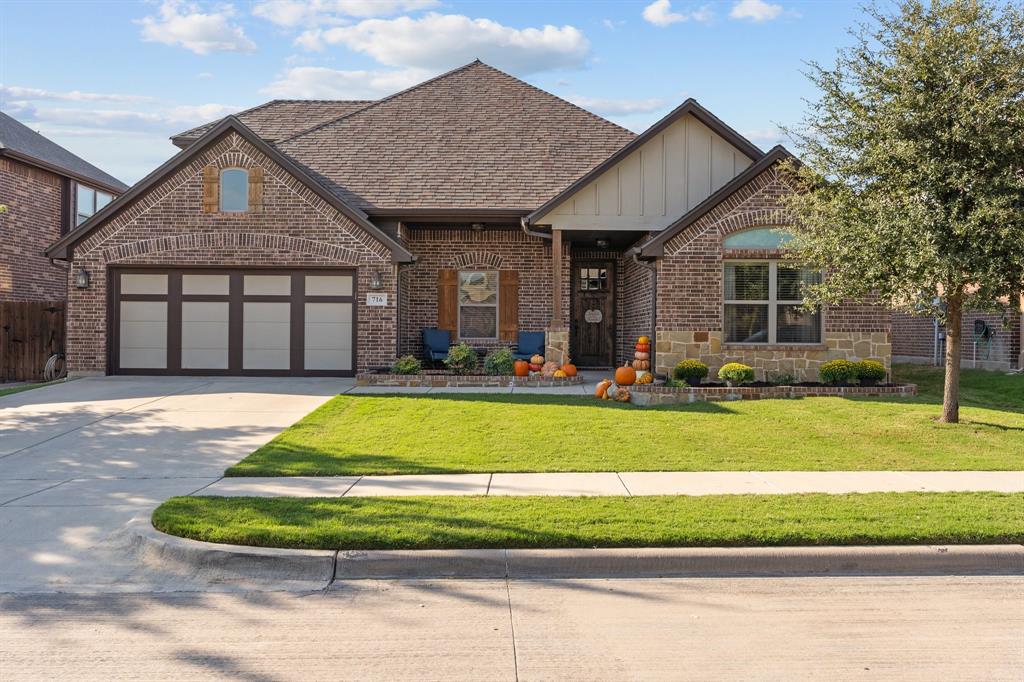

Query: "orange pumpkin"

xmin=513 ymin=360 xmax=530 ymax=377
xmin=635 ymin=343 xmax=650 ymax=353
xmin=615 ymin=363 xmax=637 ymax=386
xmin=595 ymin=379 xmax=613 ymax=399
xmin=529 ymin=363 xmax=543 ymax=372
xmin=560 ymin=363 xmax=577 ymax=377
xmin=632 ymin=359 xmax=650 ymax=371
xmin=530 ymin=354 xmax=545 ymax=365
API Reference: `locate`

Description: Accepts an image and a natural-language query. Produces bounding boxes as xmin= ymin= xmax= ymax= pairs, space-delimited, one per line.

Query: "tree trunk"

xmin=940 ymin=292 xmax=963 ymax=424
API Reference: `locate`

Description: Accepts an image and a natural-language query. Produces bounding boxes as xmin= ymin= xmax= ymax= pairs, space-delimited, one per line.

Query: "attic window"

xmin=219 ymin=168 xmax=249 ymax=212
xmin=723 ymin=227 xmax=795 ymax=249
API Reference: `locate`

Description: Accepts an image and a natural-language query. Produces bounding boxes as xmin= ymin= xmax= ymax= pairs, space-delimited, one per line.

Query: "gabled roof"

xmin=0 ymin=111 xmax=127 ymax=193
xmin=46 ymin=116 xmax=413 ymax=263
xmin=635 ymin=145 xmax=796 ymax=258
xmin=526 ymin=99 xmax=764 ymax=225
xmin=275 ymin=60 xmax=637 ymax=211
xmin=170 ymin=100 xmax=374 ymax=149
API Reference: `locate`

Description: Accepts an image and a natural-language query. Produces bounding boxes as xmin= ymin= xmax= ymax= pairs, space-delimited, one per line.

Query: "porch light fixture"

xmin=471 ymin=222 xmax=485 ymax=232
xmin=74 ymin=268 xmax=91 ymax=289
xmin=595 ymin=238 xmax=610 ymax=249
xmin=369 ymin=269 xmax=384 ymax=290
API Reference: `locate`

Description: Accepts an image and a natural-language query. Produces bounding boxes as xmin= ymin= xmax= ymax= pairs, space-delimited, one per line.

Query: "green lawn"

xmin=152 ymin=492 xmax=1024 ymax=550
xmin=0 ymin=382 xmax=50 ymax=398
xmin=227 ymin=365 xmax=1023 ymax=476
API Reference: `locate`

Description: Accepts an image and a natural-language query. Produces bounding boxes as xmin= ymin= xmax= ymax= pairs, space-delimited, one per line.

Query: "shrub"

xmin=819 ymin=359 xmax=858 ymax=385
xmin=673 ymin=359 xmax=709 ymax=385
xmin=444 ymin=342 xmax=478 ymax=375
xmin=767 ymin=371 xmax=796 ymax=386
xmin=391 ymin=355 xmax=422 ymax=375
xmin=855 ymin=359 xmax=887 ymax=385
xmin=664 ymin=376 xmax=689 ymax=388
xmin=483 ymin=347 xmax=514 ymax=376
xmin=718 ymin=362 xmax=754 ymax=385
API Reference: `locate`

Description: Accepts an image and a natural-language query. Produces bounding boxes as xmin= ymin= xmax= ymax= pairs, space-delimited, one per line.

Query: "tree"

xmin=783 ymin=0 xmax=1024 ymax=422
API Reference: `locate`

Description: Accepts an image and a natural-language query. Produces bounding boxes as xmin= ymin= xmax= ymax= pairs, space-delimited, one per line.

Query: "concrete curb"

xmin=135 ymin=521 xmax=1024 ymax=580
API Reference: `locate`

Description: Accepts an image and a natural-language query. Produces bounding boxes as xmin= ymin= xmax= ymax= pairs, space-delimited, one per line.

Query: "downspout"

xmin=632 ymin=248 xmax=658 ymax=376
xmin=520 ymin=216 xmax=551 ymax=240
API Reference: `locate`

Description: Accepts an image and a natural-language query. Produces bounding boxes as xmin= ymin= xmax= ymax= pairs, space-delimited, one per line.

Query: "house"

xmin=45 ymin=61 xmax=890 ymax=380
xmin=893 ymin=301 xmax=1023 ymax=371
xmin=1 ymin=112 xmax=127 ymax=302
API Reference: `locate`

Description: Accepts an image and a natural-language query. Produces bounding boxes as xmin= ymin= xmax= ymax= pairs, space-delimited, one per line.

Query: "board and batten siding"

xmin=545 ymin=113 xmax=754 ymax=231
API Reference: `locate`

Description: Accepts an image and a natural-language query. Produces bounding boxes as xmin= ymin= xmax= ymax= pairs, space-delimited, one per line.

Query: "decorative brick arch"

xmin=448 ymin=251 xmax=506 ymax=269
xmin=100 ymin=232 xmax=363 ymax=265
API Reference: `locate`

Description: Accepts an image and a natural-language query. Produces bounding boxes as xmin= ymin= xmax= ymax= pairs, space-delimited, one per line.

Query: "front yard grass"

xmin=152 ymin=492 xmax=1024 ymax=550
xmin=227 ymin=365 xmax=1023 ymax=476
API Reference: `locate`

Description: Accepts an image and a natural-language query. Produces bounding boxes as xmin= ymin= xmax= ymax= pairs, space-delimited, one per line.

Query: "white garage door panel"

xmin=305 ymin=275 xmax=353 ymax=296
xmin=304 ymin=303 xmax=353 ymax=370
xmin=181 ymin=302 xmax=229 ymax=369
xmin=119 ymin=301 xmax=167 ymax=369
xmin=182 ymin=274 xmax=230 ymax=295
xmin=121 ymin=274 xmax=167 ymax=295
xmin=243 ymin=302 xmax=290 ymax=370
xmin=244 ymin=275 xmax=291 ymax=296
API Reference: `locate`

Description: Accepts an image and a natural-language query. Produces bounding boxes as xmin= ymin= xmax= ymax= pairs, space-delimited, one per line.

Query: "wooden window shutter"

xmin=499 ymin=270 xmax=519 ymax=342
xmin=202 ymin=165 xmax=219 ymax=213
xmin=248 ymin=166 xmax=264 ymax=212
xmin=437 ymin=269 xmax=458 ymax=336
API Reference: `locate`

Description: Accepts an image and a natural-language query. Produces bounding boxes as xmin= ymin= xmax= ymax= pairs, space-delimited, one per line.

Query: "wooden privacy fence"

xmin=0 ymin=301 xmax=65 ymax=382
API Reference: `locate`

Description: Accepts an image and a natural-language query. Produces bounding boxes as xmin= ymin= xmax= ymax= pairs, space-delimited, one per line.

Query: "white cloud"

xmin=295 ymin=13 xmax=589 ymax=74
xmin=252 ymin=0 xmax=439 ymax=27
xmin=138 ymin=1 xmax=256 ymax=55
xmin=642 ymin=0 xmax=713 ymax=27
xmin=0 ymin=85 xmax=156 ymax=104
xmin=197 ymin=72 xmax=214 ymax=79
xmin=13 ymin=103 xmax=240 ymax=134
xmin=262 ymin=66 xmax=430 ymax=99
xmin=567 ymin=95 xmax=667 ymax=116
xmin=730 ymin=0 xmax=783 ymax=22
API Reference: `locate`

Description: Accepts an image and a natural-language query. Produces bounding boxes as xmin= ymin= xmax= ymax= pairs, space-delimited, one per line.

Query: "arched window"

xmin=220 ymin=168 xmax=249 ymax=212
xmin=723 ymin=227 xmax=795 ymax=249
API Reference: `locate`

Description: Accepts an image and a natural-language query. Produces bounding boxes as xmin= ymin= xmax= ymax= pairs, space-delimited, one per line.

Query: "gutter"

xmin=520 ymin=216 xmax=551 ymax=240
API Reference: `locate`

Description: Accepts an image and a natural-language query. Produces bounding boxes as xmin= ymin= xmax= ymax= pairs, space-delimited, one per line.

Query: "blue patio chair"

xmin=512 ymin=331 xmax=545 ymax=361
xmin=422 ymin=328 xmax=451 ymax=365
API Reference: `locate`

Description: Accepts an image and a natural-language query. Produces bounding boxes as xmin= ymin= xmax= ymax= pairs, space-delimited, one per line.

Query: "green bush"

xmin=444 ymin=342 xmax=479 ymax=375
xmin=483 ymin=347 xmax=514 ymax=376
xmin=673 ymin=359 xmax=709 ymax=385
xmin=664 ymin=376 xmax=689 ymax=388
xmin=819 ymin=359 xmax=858 ymax=385
xmin=855 ymin=359 xmax=887 ymax=385
xmin=767 ymin=371 xmax=796 ymax=386
xmin=391 ymin=355 xmax=422 ymax=375
xmin=718 ymin=362 xmax=755 ymax=385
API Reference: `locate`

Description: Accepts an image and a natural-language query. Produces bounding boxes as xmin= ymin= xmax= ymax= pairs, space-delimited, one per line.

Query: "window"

xmin=579 ymin=267 xmax=608 ymax=291
xmin=220 ymin=168 xmax=249 ymax=212
xmin=723 ymin=227 xmax=795 ymax=249
xmin=458 ymin=271 xmax=498 ymax=339
xmin=75 ymin=184 xmax=113 ymax=225
xmin=724 ymin=261 xmax=821 ymax=344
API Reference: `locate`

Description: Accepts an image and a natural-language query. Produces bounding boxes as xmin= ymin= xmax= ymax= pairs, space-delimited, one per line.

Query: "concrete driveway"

xmin=0 ymin=376 xmax=350 ymax=592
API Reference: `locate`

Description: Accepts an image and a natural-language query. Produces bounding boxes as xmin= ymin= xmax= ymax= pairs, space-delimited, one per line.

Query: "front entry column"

xmin=545 ymin=228 xmax=569 ymax=365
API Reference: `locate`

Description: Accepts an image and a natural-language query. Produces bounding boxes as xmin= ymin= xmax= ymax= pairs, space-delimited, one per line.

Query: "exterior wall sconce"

xmin=75 ymin=269 xmax=91 ymax=289
xmin=595 ymin=238 xmax=610 ymax=249
xmin=471 ymin=222 xmax=485 ymax=232
xmin=369 ymin=270 xmax=384 ymax=290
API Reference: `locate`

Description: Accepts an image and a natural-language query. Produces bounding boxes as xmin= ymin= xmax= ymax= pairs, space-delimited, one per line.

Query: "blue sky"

xmin=1 ymin=0 xmax=871 ymax=184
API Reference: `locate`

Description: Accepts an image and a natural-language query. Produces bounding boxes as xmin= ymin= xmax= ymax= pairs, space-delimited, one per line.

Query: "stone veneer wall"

xmin=398 ymin=228 xmax=569 ymax=359
xmin=654 ymin=163 xmax=891 ymax=382
xmin=0 ymin=157 xmax=68 ymax=302
xmin=65 ymin=131 xmax=396 ymax=375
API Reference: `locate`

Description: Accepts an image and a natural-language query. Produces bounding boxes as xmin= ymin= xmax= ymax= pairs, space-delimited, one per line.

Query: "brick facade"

xmin=0 ymin=157 xmax=68 ymax=302
xmin=397 ymin=228 xmax=569 ymax=360
xmin=653 ymin=164 xmax=892 ymax=381
xmin=616 ymin=242 xmax=655 ymax=365
xmin=64 ymin=131 xmax=396 ymax=375
xmin=893 ymin=309 xmax=1022 ymax=370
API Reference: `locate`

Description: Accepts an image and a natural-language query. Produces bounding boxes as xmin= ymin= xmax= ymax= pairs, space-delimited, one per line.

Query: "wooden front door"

xmin=571 ymin=261 xmax=615 ymax=367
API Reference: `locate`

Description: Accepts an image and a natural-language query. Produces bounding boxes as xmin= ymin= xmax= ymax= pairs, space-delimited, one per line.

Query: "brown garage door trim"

xmin=109 ymin=265 xmax=358 ymax=377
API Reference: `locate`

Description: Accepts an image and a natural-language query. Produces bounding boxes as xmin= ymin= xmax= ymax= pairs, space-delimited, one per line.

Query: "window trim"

xmin=723 ymin=259 xmax=823 ymax=345
xmin=219 ymin=167 xmax=249 ymax=213
xmin=457 ymin=269 xmax=499 ymax=340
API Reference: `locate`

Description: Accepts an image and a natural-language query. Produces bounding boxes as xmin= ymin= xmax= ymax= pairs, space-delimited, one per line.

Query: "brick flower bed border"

xmin=356 ymin=373 xmax=584 ymax=388
xmin=631 ymin=383 xmax=917 ymax=405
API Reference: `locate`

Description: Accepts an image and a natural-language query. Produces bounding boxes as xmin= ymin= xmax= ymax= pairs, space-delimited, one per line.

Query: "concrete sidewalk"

xmin=198 ymin=470 xmax=1024 ymax=498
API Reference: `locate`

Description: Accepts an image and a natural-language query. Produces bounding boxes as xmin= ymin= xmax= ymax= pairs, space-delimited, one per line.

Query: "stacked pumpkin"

xmin=513 ymin=354 xmax=577 ymax=379
xmin=632 ymin=336 xmax=652 ymax=382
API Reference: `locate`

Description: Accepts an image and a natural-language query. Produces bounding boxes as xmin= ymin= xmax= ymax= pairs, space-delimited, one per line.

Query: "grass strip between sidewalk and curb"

xmin=152 ymin=492 xmax=1024 ymax=551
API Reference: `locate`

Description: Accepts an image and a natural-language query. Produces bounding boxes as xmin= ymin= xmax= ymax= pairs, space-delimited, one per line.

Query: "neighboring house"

xmin=46 ymin=61 xmax=890 ymax=380
xmin=1 ymin=112 xmax=127 ymax=302
xmin=893 ymin=302 xmax=1023 ymax=371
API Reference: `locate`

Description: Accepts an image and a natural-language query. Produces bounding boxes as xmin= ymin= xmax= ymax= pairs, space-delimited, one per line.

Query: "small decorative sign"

xmin=584 ymin=309 xmax=603 ymax=324
xmin=366 ymin=293 xmax=388 ymax=306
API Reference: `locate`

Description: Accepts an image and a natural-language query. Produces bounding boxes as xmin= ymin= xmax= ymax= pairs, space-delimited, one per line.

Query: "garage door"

xmin=112 ymin=268 xmax=356 ymax=376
